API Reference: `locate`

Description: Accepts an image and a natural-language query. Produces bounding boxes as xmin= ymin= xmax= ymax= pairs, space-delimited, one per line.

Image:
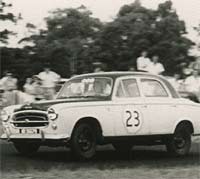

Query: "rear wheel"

xmin=70 ymin=123 xmax=96 ymax=160
xmin=13 ymin=142 xmax=40 ymax=156
xmin=166 ymin=124 xmax=192 ymax=156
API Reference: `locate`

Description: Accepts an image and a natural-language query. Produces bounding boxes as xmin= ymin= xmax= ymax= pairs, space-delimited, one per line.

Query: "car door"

xmin=112 ymin=77 xmax=150 ymax=136
xmin=139 ymin=78 xmax=178 ymax=135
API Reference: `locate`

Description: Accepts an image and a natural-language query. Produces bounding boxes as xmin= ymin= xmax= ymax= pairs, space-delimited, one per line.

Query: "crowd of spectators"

xmin=0 ymin=53 xmax=200 ymax=107
xmin=135 ymin=51 xmax=200 ymax=101
xmin=136 ymin=51 xmax=165 ymax=75
xmin=23 ymin=67 xmax=60 ymax=100
xmin=0 ymin=66 xmax=60 ymax=107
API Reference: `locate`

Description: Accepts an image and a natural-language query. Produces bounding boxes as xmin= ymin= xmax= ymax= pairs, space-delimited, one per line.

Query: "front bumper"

xmin=1 ymin=132 xmax=69 ymax=140
xmin=1 ymin=125 xmax=70 ymax=142
xmin=1 ymin=132 xmax=70 ymax=147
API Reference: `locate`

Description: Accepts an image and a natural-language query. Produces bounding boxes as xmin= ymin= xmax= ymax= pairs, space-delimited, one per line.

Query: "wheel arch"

xmin=174 ymin=120 xmax=194 ymax=134
xmin=72 ymin=117 xmax=103 ymax=144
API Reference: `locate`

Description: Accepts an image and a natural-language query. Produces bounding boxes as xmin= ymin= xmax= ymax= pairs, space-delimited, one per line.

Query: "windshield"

xmin=57 ymin=77 xmax=112 ymax=99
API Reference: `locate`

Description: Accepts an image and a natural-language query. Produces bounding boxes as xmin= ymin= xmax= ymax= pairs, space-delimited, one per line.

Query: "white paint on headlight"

xmin=47 ymin=108 xmax=58 ymax=121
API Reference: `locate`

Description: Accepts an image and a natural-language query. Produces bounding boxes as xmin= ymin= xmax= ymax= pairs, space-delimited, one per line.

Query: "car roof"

xmin=71 ymin=71 xmax=162 ymax=80
xmin=71 ymin=71 xmax=180 ymax=98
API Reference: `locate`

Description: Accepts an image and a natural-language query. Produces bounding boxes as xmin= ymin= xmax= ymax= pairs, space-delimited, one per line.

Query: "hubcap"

xmin=174 ymin=136 xmax=186 ymax=149
xmin=77 ymin=128 xmax=93 ymax=152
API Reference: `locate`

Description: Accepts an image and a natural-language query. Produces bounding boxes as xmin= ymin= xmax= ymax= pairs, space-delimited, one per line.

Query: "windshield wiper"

xmin=82 ymin=94 xmax=108 ymax=98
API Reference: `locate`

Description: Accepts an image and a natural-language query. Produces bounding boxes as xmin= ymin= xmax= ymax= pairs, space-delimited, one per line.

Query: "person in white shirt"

xmin=168 ymin=73 xmax=183 ymax=91
xmin=189 ymin=57 xmax=200 ymax=74
xmin=147 ymin=55 xmax=165 ymax=75
xmin=0 ymin=72 xmax=17 ymax=91
xmin=184 ymin=70 xmax=200 ymax=95
xmin=23 ymin=78 xmax=34 ymax=95
xmin=0 ymin=72 xmax=18 ymax=106
xmin=136 ymin=51 xmax=151 ymax=71
xmin=93 ymin=62 xmax=105 ymax=73
xmin=38 ymin=67 xmax=60 ymax=100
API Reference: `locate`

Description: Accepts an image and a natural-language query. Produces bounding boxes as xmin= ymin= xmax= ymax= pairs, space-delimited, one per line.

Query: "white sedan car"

xmin=1 ymin=72 xmax=200 ymax=159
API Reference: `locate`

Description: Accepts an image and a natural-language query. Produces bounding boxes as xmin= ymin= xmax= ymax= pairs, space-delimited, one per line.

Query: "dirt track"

xmin=1 ymin=139 xmax=200 ymax=179
xmin=0 ymin=119 xmax=200 ymax=179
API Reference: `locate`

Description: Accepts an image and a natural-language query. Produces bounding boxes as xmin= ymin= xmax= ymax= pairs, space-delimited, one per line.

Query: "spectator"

xmin=136 ymin=51 xmax=151 ymax=72
xmin=184 ymin=70 xmax=200 ymax=96
xmin=0 ymin=72 xmax=18 ymax=106
xmin=23 ymin=77 xmax=34 ymax=95
xmin=147 ymin=55 xmax=165 ymax=75
xmin=128 ymin=66 xmax=136 ymax=71
xmin=94 ymin=67 xmax=104 ymax=73
xmin=93 ymin=62 xmax=105 ymax=73
xmin=38 ymin=66 xmax=60 ymax=100
xmin=32 ymin=75 xmax=44 ymax=100
xmin=189 ymin=57 xmax=200 ymax=73
xmin=169 ymin=73 xmax=183 ymax=91
xmin=0 ymin=71 xmax=17 ymax=91
xmin=181 ymin=62 xmax=192 ymax=79
xmin=0 ymin=82 xmax=6 ymax=108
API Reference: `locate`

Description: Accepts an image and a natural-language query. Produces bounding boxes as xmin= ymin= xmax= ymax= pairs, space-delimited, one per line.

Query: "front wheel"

xmin=166 ymin=125 xmax=192 ymax=156
xmin=13 ymin=142 xmax=40 ymax=156
xmin=70 ymin=123 xmax=96 ymax=160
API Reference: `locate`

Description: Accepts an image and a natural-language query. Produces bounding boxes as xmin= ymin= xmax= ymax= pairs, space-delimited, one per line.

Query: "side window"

xmin=116 ymin=79 xmax=140 ymax=98
xmin=141 ymin=79 xmax=168 ymax=97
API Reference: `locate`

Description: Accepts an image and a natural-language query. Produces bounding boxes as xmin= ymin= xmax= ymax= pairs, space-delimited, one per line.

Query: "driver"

xmin=93 ymin=80 xmax=111 ymax=96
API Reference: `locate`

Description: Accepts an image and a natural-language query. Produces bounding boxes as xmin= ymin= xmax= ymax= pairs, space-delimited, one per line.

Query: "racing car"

xmin=1 ymin=72 xmax=200 ymax=159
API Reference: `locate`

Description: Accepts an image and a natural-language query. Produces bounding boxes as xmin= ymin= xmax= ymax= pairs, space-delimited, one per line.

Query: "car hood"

xmin=14 ymin=97 xmax=110 ymax=112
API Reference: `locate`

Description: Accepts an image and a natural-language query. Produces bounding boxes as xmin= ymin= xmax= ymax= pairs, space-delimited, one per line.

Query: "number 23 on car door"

xmin=123 ymin=106 xmax=143 ymax=134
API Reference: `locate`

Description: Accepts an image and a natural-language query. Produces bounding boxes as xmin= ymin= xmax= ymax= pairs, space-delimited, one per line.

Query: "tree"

xmin=95 ymin=0 xmax=194 ymax=74
xmin=22 ymin=6 xmax=103 ymax=77
xmin=0 ymin=0 xmax=22 ymax=79
xmin=0 ymin=0 xmax=19 ymax=44
xmin=194 ymin=23 xmax=200 ymax=50
xmin=1 ymin=47 xmax=33 ymax=88
xmin=2 ymin=1 xmax=195 ymax=85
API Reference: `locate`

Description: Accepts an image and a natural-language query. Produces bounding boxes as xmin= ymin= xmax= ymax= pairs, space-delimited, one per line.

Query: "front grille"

xmin=12 ymin=111 xmax=48 ymax=127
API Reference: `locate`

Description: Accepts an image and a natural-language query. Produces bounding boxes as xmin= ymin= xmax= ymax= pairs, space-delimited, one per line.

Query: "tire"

xmin=70 ymin=123 xmax=96 ymax=160
xmin=13 ymin=142 xmax=40 ymax=156
xmin=166 ymin=124 xmax=191 ymax=156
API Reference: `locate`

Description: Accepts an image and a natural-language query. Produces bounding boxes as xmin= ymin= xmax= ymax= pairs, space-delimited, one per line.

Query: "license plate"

xmin=19 ymin=129 xmax=39 ymax=134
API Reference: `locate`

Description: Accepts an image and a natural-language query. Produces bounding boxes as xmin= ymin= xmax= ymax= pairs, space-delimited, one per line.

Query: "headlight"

xmin=0 ymin=110 xmax=10 ymax=122
xmin=47 ymin=108 xmax=58 ymax=121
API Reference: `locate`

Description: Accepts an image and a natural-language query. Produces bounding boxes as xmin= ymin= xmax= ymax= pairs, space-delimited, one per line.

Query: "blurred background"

xmin=0 ymin=0 xmax=200 ymax=105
